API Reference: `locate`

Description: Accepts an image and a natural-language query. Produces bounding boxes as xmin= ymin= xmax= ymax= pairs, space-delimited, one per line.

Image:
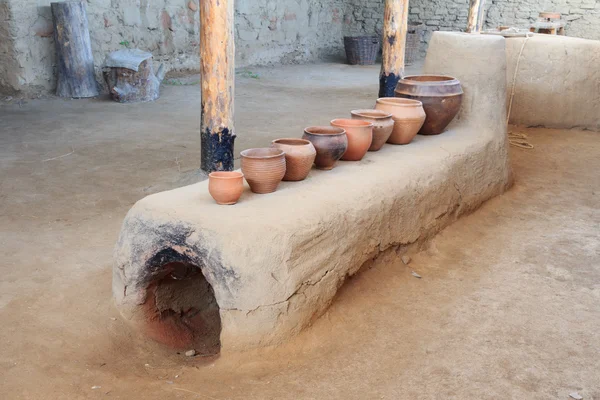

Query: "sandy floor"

xmin=0 ymin=63 xmax=599 ymax=399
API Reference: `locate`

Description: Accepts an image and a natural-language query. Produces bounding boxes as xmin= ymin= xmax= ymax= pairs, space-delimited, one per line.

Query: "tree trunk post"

xmin=379 ymin=0 xmax=409 ymax=98
xmin=200 ymin=0 xmax=235 ymax=172
xmin=466 ymin=0 xmax=487 ymax=33
xmin=51 ymin=1 xmax=99 ymax=98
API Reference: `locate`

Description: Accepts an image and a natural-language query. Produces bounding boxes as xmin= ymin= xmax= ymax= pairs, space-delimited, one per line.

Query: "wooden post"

xmin=51 ymin=1 xmax=99 ymax=98
xmin=379 ymin=0 xmax=409 ymax=98
xmin=200 ymin=0 xmax=235 ymax=172
xmin=466 ymin=0 xmax=487 ymax=33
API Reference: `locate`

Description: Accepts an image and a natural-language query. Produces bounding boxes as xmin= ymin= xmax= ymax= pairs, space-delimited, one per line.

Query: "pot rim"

xmin=330 ymin=118 xmax=374 ymax=128
xmin=304 ymin=126 xmax=347 ymax=136
xmin=376 ymin=97 xmax=423 ymax=107
xmin=351 ymin=109 xmax=393 ymax=119
xmin=400 ymin=74 xmax=460 ymax=85
xmin=209 ymin=171 xmax=244 ymax=179
xmin=272 ymin=138 xmax=313 ymax=146
xmin=240 ymin=148 xmax=285 ymax=159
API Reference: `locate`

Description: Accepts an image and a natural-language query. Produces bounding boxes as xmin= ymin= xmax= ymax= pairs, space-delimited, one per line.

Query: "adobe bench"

xmin=113 ymin=32 xmax=511 ymax=353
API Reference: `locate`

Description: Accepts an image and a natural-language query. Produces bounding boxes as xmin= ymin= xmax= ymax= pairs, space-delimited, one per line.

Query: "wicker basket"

xmin=405 ymin=23 xmax=423 ymax=65
xmin=344 ymin=36 xmax=380 ymax=65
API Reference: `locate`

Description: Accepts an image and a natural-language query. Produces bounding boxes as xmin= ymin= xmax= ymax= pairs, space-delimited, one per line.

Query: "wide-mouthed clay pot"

xmin=350 ymin=109 xmax=394 ymax=151
xmin=302 ymin=126 xmax=348 ymax=170
xmin=271 ymin=138 xmax=316 ymax=181
xmin=208 ymin=171 xmax=244 ymax=205
xmin=394 ymin=75 xmax=463 ymax=135
xmin=375 ymin=98 xmax=425 ymax=144
xmin=330 ymin=119 xmax=373 ymax=161
xmin=240 ymin=148 xmax=286 ymax=194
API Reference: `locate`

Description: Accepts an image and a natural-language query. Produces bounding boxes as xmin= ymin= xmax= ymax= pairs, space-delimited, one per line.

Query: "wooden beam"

xmin=200 ymin=0 xmax=235 ymax=172
xmin=379 ymin=0 xmax=409 ymax=98
xmin=466 ymin=0 xmax=487 ymax=33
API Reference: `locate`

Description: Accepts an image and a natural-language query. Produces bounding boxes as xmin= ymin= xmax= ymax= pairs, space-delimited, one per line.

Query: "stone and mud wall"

xmin=1 ymin=0 xmax=599 ymax=94
xmin=346 ymin=0 xmax=600 ymax=57
xmin=0 ymin=0 xmax=350 ymax=94
xmin=486 ymin=0 xmax=600 ymax=40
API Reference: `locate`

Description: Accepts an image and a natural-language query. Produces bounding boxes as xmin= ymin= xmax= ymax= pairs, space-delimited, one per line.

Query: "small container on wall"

xmin=330 ymin=119 xmax=373 ymax=161
xmin=302 ymin=127 xmax=348 ymax=170
xmin=240 ymin=148 xmax=286 ymax=194
xmin=350 ymin=109 xmax=394 ymax=151
xmin=375 ymin=98 xmax=425 ymax=145
xmin=271 ymin=139 xmax=316 ymax=182
xmin=208 ymin=171 xmax=244 ymax=205
xmin=394 ymin=75 xmax=463 ymax=135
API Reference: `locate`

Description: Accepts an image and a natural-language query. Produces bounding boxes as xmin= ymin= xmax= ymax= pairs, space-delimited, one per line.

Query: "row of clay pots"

xmin=208 ymin=141 xmax=312 ymax=204
xmin=208 ymin=75 xmax=463 ymax=205
xmin=208 ymin=103 xmax=424 ymax=204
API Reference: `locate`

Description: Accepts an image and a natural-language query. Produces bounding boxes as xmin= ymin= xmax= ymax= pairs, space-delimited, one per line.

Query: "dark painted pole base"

xmin=379 ymin=73 xmax=401 ymax=98
xmin=201 ymin=128 xmax=236 ymax=173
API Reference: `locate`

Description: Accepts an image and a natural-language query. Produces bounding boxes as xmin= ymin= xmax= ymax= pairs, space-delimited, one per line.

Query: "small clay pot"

xmin=240 ymin=148 xmax=286 ymax=194
xmin=394 ymin=75 xmax=463 ymax=135
xmin=271 ymin=138 xmax=316 ymax=181
xmin=302 ymin=126 xmax=348 ymax=170
xmin=330 ymin=119 xmax=373 ymax=161
xmin=208 ymin=171 xmax=244 ymax=205
xmin=350 ymin=109 xmax=394 ymax=151
xmin=375 ymin=98 xmax=425 ymax=145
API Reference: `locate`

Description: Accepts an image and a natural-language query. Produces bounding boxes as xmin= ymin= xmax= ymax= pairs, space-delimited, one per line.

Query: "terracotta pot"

xmin=350 ymin=109 xmax=394 ymax=151
xmin=240 ymin=148 xmax=286 ymax=194
xmin=375 ymin=98 xmax=425 ymax=144
xmin=302 ymin=126 xmax=348 ymax=170
xmin=271 ymin=138 xmax=316 ymax=181
xmin=330 ymin=119 xmax=373 ymax=161
xmin=208 ymin=171 xmax=244 ymax=205
xmin=394 ymin=75 xmax=463 ymax=135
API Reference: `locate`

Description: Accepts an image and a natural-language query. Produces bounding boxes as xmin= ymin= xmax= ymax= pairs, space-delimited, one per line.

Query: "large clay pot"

xmin=302 ymin=126 xmax=348 ymax=170
xmin=330 ymin=119 xmax=373 ymax=161
xmin=271 ymin=138 xmax=316 ymax=181
xmin=394 ymin=75 xmax=463 ymax=135
xmin=350 ymin=109 xmax=394 ymax=151
xmin=375 ymin=98 xmax=425 ymax=145
xmin=208 ymin=171 xmax=244 ymax=205
xmin=240 ymin=148 xmax=286 ymax=194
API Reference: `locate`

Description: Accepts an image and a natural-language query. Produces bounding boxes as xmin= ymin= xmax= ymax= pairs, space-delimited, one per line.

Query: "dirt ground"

xmin=0 ymin=63 xmax=599 ymax=399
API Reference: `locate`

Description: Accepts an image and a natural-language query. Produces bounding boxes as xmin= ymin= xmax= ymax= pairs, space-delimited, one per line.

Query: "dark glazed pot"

xmin=394 ymin=75 xmax=463 ymax=135
xmin=302 ymin=126 xmax=348 ymax=170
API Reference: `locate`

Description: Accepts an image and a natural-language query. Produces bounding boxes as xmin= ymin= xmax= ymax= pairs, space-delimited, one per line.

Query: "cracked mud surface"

xmin=1 ymin=62 xmax=599 ymax=398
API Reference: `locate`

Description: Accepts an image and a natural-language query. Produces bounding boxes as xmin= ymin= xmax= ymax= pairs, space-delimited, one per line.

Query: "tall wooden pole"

xmin=379 ymin=0 xmax=409 ymax=98
xmin=200 ymin=0 xmax=235 ymax=172
xmin=466 ymin=0 xmax=487 ymax=33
